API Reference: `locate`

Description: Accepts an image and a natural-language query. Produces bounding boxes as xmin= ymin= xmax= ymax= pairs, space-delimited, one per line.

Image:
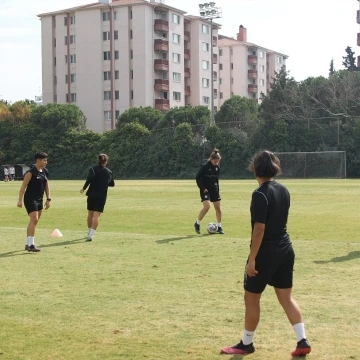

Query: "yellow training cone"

xmin=51 ymin=229 xmax=63 ymax=237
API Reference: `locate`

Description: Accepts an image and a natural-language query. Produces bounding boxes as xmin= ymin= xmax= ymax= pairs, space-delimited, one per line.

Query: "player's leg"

xmin=194 ymin=198 xmax=211 ymax=234
xmin=273 ymin=249 xmax=311 ymax=356
xmin=212 ymin=200 xmax=224 ymax=234
xmin=87 ymin=199 xmax=105 ymax=241
xmin=87 ymin=210 xmax=94 ymax=237
xmin=25 ymin=209 xmax=41 ymax=252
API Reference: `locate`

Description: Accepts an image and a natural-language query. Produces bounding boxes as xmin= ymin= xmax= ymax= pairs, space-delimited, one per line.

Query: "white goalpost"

xmin=274 ymin=151 xmax=346 ymax=178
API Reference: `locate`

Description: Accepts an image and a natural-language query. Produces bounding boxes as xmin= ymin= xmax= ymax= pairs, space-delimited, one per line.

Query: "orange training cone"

xmin=51 ymin=229 xmax=63 ymax=237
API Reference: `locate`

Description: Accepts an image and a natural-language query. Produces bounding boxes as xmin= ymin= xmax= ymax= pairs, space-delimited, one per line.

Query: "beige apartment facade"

xmin=218 ymin=25 xmax=287 ymax=106
xmin=39 ymin=0 xmax=287 ymax=132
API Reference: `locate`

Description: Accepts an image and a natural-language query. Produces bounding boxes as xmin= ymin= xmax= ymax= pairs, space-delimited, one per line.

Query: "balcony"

xmin=213 ymin=53 xmax=218 ymax=64
xmin=357 ymin=10 xmax=360 ymax=24
xmin=154 ymin=59 xmax=169 ymax=71
xmin=213 ymin=71 xmax=217 ymax=81
xmin=155 ymin=98 xmax=170 ymax=111
xmin=248 ymin=69 xmax=258 ymax=79
xmin=154 ymin=19 xmax=169 ymax=32
xmin=184 ymin=49 xmax=190 ymax=60
xmin=154 ymin=79 xmax=169 ymax=91
xmin=214 ymin=106 xmax=218 ymax=112
xmin=358 ymin=33 xmax=360 ymax=47
xmin=248 ymin=55 xmax=258 ymax=64
xmin=185 ymin=86 xmax=191 ymax=96
xmin=184 ymin=31 xmax=190 ymax=42
xmin=248 ymin=84 xmax=258 ymax=93
xmin=184 ymin=67 xmax=190 ymax=78
xmin=214 ymin=90 xmax=218 ymax=99
xmin=154 ymin=39 xmax=169 ymax=52
xmin=213 ymin=36 xmax=218 ymax=46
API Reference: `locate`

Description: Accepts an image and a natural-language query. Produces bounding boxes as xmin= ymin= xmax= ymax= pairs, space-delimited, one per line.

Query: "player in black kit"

xmin=80 ymin=154 xmax=115 ymax=241
xmin=221 ymin=151 xmax=311 ymax=357
xmin=194 ymin=148 xmax=224 ymax=234
xmin=17 ymin=152 xmax=51 ymax=252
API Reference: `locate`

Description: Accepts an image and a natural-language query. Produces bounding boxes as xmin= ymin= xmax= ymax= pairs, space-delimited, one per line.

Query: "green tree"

xmin=329 ymin=59 xmax=335 ymax=76
xmin=116 ymin=106 xmax=163 ymax=131
xmin=342 ymin=46 xmax=358 ymax=71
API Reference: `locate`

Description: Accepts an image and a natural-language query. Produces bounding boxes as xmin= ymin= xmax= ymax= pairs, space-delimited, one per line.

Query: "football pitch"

xmin=0 ymin=179 xmax=359 ymax=360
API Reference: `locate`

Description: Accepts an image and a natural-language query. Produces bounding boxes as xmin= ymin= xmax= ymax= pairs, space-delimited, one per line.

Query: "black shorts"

xmin=244 ymin=246 xmax=295 ymax=294
xmin=200 ymin=189 xmax=221 ymax=202
xmin=24 ymin=199 xmax=43 ymax=215
xmin=87 ymin=197 xmax=106 ymax=213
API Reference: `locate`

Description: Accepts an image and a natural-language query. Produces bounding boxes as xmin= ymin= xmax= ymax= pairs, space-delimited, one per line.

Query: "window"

xmin=130 ymin=50 xmax=132 ymax=59
xmin=54 ymin=76 xmax=57 ymax=85
xmin=65 ymin=74 xmax=68 ymax=83
xmin=260 ymin=79 xmax=265 ymax=86
xmin=202 ymin=24 xmax=209 ymax=34
xmin=104 ymin=51 xmax=111 ymax=60
xmin=66 ymin=94 xmax=69 ymax=103
xmin=252 ymin=64 xmax=256 ymax=70
xmin=115 ymin=91 xmax=119 ymax=100
xmin=54 ymin=56 xmax=57 ymax=66
xmin=253 ymin=93 xmax=257 ymax=99
xmin=115 ymin=110 xmax=120 ymax=118
xmin=103 ymin=12 xmax=110 ymax=21
xmin=277 ymin=56 xmax=282 ymax=64
xmin=172 ymin=33 xmax=180 ymax=44
xmin=64 ymin=55 xmax=67 ymax=64
xmin=173 ymin=72 xmax=181 ymax=82
xmin=103 ymin=32 xmax=110 ymax=41
xmin=202 ymin=96 xmax=210 ymax=105
xmin=202 ymin=78 xmax=209 ymax=88
xmin=220 ymin=92 xmax=223 ymax=99
xmin=114 ymin=11 xmax=118 ymax=20
xmin=219 ymin=49 xmax=223 ymax=56
xmin=70 ymin=35 xmax=75 ymax=44
xmin=104 ymin=111 xmax=111 ymax=121
xmin=231 ymin=77 xmax=234 ymax=84
xmin=259 ymin=50 xmax=264 ymax=58
xmin=64 ymin=36 xmax=68 ymax=45
xmin=104 ymin=91 xmax=111 ymax=100
xmin=172 ymin=53 xmax=180 ymax=63
xmin=230 ymin=47 xmax=233 ymax=55
xmin=172 ymin=14 xmax=180 ymax=24
xmin=71 ymin=74 xmax=76 ymax=83
xmin=70 ymin=15 xmax=75 ymax=25
xmin=259 ymin=65 xmax=265 ymax=72
xmin=231 ymin=92 xmax=234 ymax=96
xmin=70 ymin=54 xmax=76 ymax=63
xmin=231 ymin=63 xmax=233 ymax=70
xmin=131 ymin=70 xmax=133 ymax=79
xmin=161 ymin=71 xmax=167 ymax=80
xmin=71 ymin=93 xmax=76 ymax=102
xmin=104 ymin=71 xmax=111 ymax=80
xmin=131 ymin=90 xmax=134 ymax=99
xmin=130 ymin=30 xmax=133 ymax=39
xmin=219 ymin=78 xmax=222 ymax=84
xmin=162 ymin=52 xmax=167 ymax=60
xmin=252 ymin=79 xmax=256 ymax=84
xmin=115 ymin=70 xmax=119 ymax=79
xmin=202 ymin=60 xmax=209 ymax=70
xmin=53 ymin=38 xmax=56 ymax=47
xmin=202 ymin=42 xmax=209 ymax=52
xmin=219 ymin=64 xmax=223 ymax=70
xmin=130 ymin=10 xmax=132 ymax=19
xmin=64 ymin=17 xmax=68 ymax=26
xmin=173 ymin=91 xmax=181 ymax=101
xmin=115 ymin=51 xmax=119 ymax=60
xmin=114 ymin=30 xmax=118 ymax=40
xmin=252 ymin=51 xmax=256 ymax=56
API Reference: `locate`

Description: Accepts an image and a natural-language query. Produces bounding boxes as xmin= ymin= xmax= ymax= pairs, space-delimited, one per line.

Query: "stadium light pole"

xmin=199 ymin=2 xmax=222 ymax=126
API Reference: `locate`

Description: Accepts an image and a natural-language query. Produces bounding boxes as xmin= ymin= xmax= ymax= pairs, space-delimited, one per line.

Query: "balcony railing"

xmin=213 ymin=54 xmax=218 ymax=64
xmin=154 ymin=79 xmax=169 ymax=91
xmin=248 ymin=55 xmax=258 ymax=64
xmin=184 ymin=49 xmax=190 ymax=60
xmin=213 ymin=71 xmax=217 ymax=81
xmin=184 ymin=31 xmax=190 ymax=42
xmin=248 ymin=84 xmax=258 ymax=93
xmin=154 ymin=19 xmax=169 ymax=32
xmin=248 ymin=69 xmax=258 ymax=79
xmin=155 ymin=98 xmax=170 ymax=111
xmin=212 ymin=36 xmax=218 ymax=46
xmin=185 ymin=86 xmax=191 ymax=96
xmin=154 ymin=59 xmax=169 ymax=71
xmin=358 ymin=33 xmax=360 ymax=47
xmin=154 ymin=39 xmax=169 ymax=52
xmin=357 ymin=10 xmax=360 ymax=24
xmin=184 ymin=67 xmax=190 ymax=78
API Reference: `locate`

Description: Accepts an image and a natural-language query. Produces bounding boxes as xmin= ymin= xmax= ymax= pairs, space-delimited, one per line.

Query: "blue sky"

xmin=0 ymin=0 xmax=358 ymax=102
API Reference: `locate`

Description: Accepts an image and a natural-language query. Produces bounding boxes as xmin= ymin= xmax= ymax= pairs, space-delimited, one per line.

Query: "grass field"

xmin=0 ymin=179 xmax=359 ymax=360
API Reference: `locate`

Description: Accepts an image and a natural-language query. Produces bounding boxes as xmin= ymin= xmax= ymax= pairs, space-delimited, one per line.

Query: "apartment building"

xmin=218 ymin=25 xmax=287 ymax=105
xmin=38 ymin=0 xmax=221 ymax=132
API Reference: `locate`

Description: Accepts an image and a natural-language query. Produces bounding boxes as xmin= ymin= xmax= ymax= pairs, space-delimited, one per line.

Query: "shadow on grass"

xmin=156 ymin=234 xmax=212 ymax=244
xmin=0 ymin=238 xmax=86 ymax=258
xmin=314 ymin=250 xmax=360 ymax=264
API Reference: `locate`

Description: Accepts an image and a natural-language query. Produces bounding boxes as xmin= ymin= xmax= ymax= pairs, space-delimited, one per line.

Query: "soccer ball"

xmin=207 ymin=222 xmax=218 ymax=234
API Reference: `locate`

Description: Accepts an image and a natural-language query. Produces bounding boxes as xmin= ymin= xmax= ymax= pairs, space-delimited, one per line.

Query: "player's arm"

xmin=196 ymin=165 xmax=207 ymax=192
xmin=44 ymin=181 xmax=51 ymax=209
xmin=80 ymin=168 xmax=95 ymax=193
xmin=17 ymin=172 xmax=32 ymax=207
xmin=108 ymin=171 xmax=115 ymax=187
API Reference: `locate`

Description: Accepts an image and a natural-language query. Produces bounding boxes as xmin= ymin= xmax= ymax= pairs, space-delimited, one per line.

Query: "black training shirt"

xmin=83 ymin=165 xmax=115 ymax=200
xmin=250 ymin=181 xmax=291 ymax=250
xmin=196 ymin=161 xmax=220 ymax=192
xmin=24 ymin=167 xmax=49 ymax=201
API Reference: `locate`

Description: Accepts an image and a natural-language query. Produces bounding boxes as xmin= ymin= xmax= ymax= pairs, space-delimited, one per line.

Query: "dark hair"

xmin=98 ymin=153 xmax=109 ymax=166
xmin=209 ymin=148 xmax=221 ymax=161
xmin=34 ymin=152 xmax=48 ymax=160
xmin=249 ymin=150 xmax=282 ymax=178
